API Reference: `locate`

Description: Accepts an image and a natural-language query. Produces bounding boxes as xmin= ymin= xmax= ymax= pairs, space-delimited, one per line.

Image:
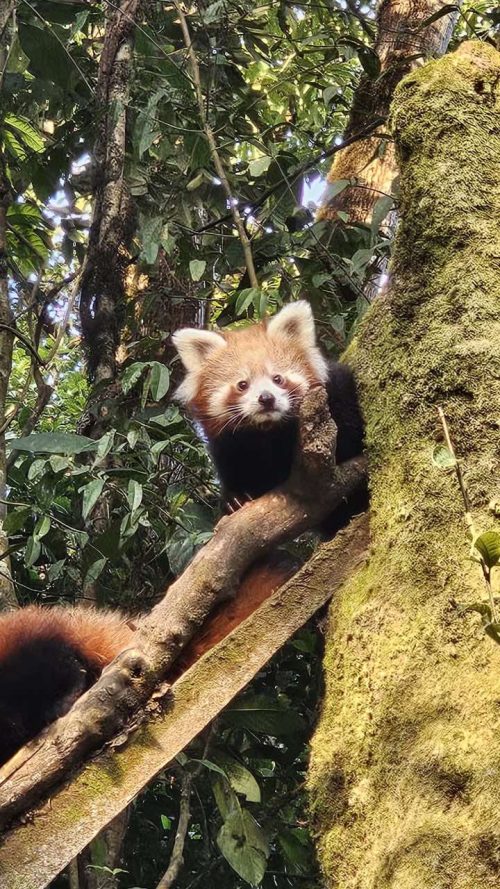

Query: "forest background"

xmin=0 ymin=1 xmax=498 ymax=887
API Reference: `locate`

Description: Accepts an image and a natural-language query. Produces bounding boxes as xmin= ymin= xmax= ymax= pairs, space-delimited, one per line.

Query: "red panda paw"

xmin=224 ymin=493 xmax=254 ymax=514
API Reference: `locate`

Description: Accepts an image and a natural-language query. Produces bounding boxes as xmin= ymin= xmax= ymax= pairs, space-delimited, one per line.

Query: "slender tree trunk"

xmin=79 ymin=0 xmax=139 ymax=387
xmin=309 ymin=40 xmax=500 ymax=888
xmin=320 ymin=0 xmax=461 ymax=226
xmin=0 ymin=156 xmax=17 ymax=610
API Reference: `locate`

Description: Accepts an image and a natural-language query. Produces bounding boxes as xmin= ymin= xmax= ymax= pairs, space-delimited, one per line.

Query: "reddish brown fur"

xmin=0 ymin=606 xmax=134 ymax=671
xmin=190 ymin=322 xmax=323 ymax=436
xmin=172 ymin=556 xmax=296 ymax=677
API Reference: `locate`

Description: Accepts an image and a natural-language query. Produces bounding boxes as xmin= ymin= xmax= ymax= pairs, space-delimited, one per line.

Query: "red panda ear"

xmin=172 ymin=328 xmax=226 ymax=373
xmin=267 ymin=301 xmax=316 ymax=349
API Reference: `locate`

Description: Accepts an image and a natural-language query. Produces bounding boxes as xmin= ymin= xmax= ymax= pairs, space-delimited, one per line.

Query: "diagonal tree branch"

xmin=0 ymin=511 xmax=370 ymax=888
xmin=0 ymin=385 xmax=366 ymax=828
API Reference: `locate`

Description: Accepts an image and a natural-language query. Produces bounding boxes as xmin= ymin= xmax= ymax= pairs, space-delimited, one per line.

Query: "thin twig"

xmin=173 ymin=0 xmax=259 ymax=289
xmin=438 ymin=406 xmax=498 ymax=622
xmin=156 ymin=771 xmax=193 ymax=889
xmin=437 ymin=407 xmax=473 ymax=533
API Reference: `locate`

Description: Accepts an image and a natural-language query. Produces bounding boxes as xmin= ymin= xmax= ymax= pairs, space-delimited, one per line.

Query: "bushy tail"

xmin=0 ymin=607 xmax=133 ymax=766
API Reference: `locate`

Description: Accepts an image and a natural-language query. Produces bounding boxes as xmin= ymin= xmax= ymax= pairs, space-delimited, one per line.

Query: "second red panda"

xmin=172 ymin=300 xmax=365 ymax=515
xmin=0 ymin=556 xmax=293 ymax=769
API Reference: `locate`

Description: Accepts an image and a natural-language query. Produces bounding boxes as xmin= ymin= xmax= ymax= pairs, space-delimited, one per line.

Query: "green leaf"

xmin=415 ymin=4 xmax=459 ymax=30
xmin=160 ymin=815 xmax=172 ymax=831
xmin=33 ymin=515 xmax=51 ymax=541
xmin=84 ymin=557 xmax=107 ymax=587
xmin=474 ymin=530 xmax=500 ymax=569
xmin=4 ymin=114 xmax=44 ymax=153
xmin=96 ymin=430 xmax=116 ymax=461
xmin=139 ymin=216 xmax=163 ymax=265
xmin=322 ymin=179 xmax=349 ymax=203
xmin=149 ymin=362 xmax=170 ymax=401
xmin=358 ymin=46 xmax=381 ymax=79
xmin=223 ymin=694 xmax=306 ymax=736
xmin=127 ymin=479 xmax=143 ymax=513
xmin=18 ymin=23 xmax=76 ymax=89
xmin=25 ymin=536 xmax=41 ymax=568
xmin=122 ymin=362 xmax=146 ymax=394
xmin=322 ymin=85 xmax=338 ymax=107
xmin=189 ymin=259 xmax=206 ymax=282
xmin=27 ymin=458 xmax=47 ymax=481
xmin=8 ymin=432 xmax=96 ymax=455
xmin=235 ymin=288 xmax=261 ymax=316
xmin=48 ymin=559 xmax=66 ymax=582
xmin=370 ymin=195 xmax=394 ymax=240
xmin=248 ymin=156 xmax=271 ymax=177
xmin=214 ymin=752 xmax=261 ymax=803
xmin=212 ymin=775 xmax=240 ymax=821
xmin=217 ymin=809 xmax=269 ymax=886
xmin=3 ymin=507 xmax=31 ymax=535
xmin=278 ymin=828 xmax=312 ymax=875
xmin=81 ymin=479 xmax=105 ymax=521
xmin=432 ymin=444 xmax=456 ymax=470
xmin=49 ymin=455 xmax=71 ymax=474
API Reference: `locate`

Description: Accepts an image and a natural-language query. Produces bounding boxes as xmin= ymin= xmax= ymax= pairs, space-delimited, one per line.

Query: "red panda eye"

xmin=237 ymin=380 xmax=249 ymax=391
xmin=272 ymin=374 xmax=284 ymax=386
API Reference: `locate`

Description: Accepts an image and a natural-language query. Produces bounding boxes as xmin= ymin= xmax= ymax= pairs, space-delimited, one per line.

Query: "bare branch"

xmin=156 ymin=771 xmax=193 ymax=889
xmin=173 ymin=0 xmax=259 ymax=289
xmin=0 ymin=512 xmax=370 ymax=886
xmin=0 ymin=386 xmax=366 ymax=827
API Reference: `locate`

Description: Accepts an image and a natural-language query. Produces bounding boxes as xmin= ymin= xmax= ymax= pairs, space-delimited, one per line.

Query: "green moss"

xmin=309 ymin=42 xmax=500 ymax=888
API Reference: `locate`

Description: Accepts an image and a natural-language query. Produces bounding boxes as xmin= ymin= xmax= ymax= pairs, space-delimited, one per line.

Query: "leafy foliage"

xmin=2 ymin=0 xmax=496 ymax=885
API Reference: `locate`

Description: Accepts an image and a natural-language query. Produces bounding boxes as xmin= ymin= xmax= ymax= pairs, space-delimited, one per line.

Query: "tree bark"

xmin=320 ymin=0 xmax=461 ymax=226
xmin=0 ymin=153 xmax=17 ymax=611
xmin=0 ymin=386 xmax=366 ymax=828
xmin=309 ymin=40 xmax=500 ymax=888
xmin=79 ymin=0 xmax=139 ymax=386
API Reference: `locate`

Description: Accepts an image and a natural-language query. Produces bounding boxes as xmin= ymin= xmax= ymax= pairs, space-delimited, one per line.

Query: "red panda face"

xmin=172 ymin=301 xmax=328 ymax=437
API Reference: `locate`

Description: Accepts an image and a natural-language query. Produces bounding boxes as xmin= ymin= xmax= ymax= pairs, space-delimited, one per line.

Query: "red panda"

xmin=0 ymin=606 xmax=134 ymax=768
xmin=0 ymin=556 xmax=294 ymax=769
xmin=172 ymin=300 xmax=365 ymax=520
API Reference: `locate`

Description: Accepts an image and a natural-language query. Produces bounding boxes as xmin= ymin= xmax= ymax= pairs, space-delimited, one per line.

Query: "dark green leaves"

xmin=8 ymin=432 xmax=96 ymax=454
xmin=217 ymin=809 xmax=269 ymax=886
xmin=18 ymin=23 xmax=78 ymax=89
xmin=473 ymin=531 xmax=500 ymax=569
xmin=223 ymin=694 xmax=306 ymax=736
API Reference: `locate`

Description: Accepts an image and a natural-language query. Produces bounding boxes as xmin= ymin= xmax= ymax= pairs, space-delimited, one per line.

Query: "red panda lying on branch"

xmin=0 ymin=301 xmax=363 ymax=770
xmin=0 ymin=558 xmax=292 ymax=768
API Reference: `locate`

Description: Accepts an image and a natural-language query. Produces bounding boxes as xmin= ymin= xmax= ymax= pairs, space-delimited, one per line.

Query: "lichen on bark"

xmin=308 ymin=41 xmax=500 ymax=888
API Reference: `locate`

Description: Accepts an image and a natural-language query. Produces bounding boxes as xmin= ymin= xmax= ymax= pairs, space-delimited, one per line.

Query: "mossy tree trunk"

xmin=309 ymin=40 xmax=500 ymax=888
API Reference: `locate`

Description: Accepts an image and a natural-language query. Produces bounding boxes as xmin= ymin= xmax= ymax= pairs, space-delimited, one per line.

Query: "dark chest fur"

xmin=209 ymin=361 xmax=364 ymax=502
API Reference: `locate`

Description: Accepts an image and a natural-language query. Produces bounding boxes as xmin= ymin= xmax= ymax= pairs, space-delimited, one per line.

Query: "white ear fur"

xmin=172 ymin=328 xmax=226 ymax=373
xmin=267 ymin=301 xmax=316 ymax=348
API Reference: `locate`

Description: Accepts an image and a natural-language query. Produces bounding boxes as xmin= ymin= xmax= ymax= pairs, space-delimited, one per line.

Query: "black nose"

xmin=258 ymin=391 xmax=276 ymax=410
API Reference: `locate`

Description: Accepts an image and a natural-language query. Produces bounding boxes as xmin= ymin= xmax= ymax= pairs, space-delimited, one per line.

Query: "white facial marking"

xmin=239 ymin=375 xmax=290 ymax=423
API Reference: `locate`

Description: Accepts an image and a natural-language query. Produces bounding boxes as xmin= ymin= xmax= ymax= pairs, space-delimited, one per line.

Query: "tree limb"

xmin=173 ymin=0 xmax=259 ymax=289
xmin=0 ymin=385 xmax=366 ymax=828
xmin=156 ymin=770 xmax=193 ymax=889
xmin=0 ymin=512 xmax=370 ymax=887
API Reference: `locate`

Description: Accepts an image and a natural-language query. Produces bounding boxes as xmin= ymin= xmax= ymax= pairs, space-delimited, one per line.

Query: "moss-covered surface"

xmin=308 ymin=41 xmax=500 ymax=888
